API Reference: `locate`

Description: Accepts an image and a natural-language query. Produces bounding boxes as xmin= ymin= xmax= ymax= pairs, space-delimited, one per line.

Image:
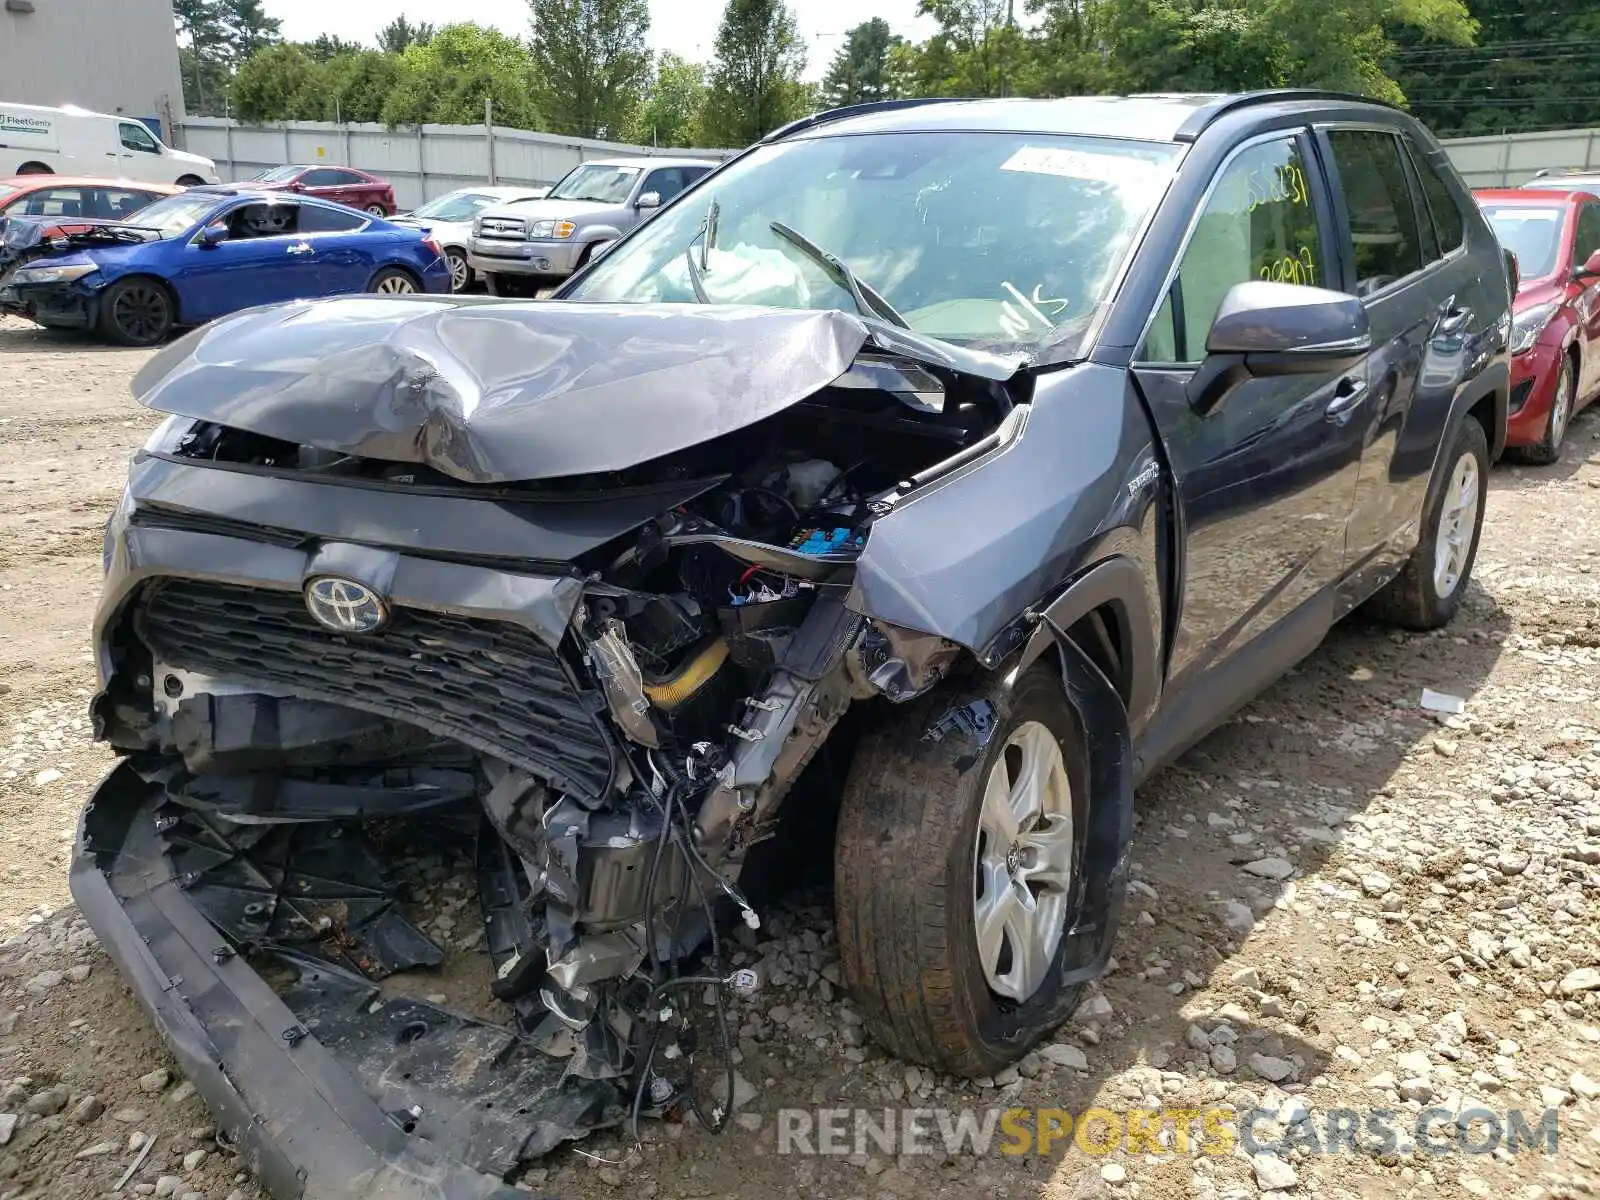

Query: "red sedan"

xmin=245 ymin=165 xmax=397 ymax=216
xmin=1476 ymin=187 xmax=1600 ymax=463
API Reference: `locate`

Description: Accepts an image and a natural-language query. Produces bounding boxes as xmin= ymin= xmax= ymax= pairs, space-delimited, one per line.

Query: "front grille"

xmin=137 ymin=579 xmax=614 ymax=803
xmin=129 ymin=505 xmax=307 ymax=549
xmin=476 ymin=217 xmax=526 ymax=239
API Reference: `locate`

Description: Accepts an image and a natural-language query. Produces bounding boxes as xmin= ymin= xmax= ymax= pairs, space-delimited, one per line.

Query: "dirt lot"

xmin=1 ymin=311 xmax=1598 ymax=1200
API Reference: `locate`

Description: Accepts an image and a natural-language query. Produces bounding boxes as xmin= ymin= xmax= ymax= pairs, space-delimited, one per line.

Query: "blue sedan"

xmin=0 ymin=187 xmax=451 ymax=345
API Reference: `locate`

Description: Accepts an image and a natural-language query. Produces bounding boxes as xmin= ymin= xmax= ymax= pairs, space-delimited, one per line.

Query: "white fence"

xmin=1440 ymin=127 xmax=1600 ymax=189
xmin=172 ymin=116 xmax=1600 ymax=208
xmin=174 ymin=116 xmax=737 ymax=210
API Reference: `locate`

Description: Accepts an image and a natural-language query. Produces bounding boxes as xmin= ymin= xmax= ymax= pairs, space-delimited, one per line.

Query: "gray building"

xmin=1 ymin=0 xmax=185 ymax=132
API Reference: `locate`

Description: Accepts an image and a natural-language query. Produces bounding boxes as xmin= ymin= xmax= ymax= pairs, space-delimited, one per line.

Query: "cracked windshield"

xmin=566 ymin=131 xmax=1181 ymax=353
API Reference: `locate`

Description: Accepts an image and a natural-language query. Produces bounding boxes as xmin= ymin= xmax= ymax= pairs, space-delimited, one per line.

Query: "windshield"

xmin=411 ymin=191 xmax=498 ymax=221
xmin=547 ymin=164 xmax=642 ymax=204
xmin=254 ymin=165 xmax=304 ymax=183
xmin=122 ymin=193 xmax=221 ymax=237
xmin=564 ymin=132 xmax=1182 ymax=354
xmin=1482 ymin=204 xmax=1566 ymax=280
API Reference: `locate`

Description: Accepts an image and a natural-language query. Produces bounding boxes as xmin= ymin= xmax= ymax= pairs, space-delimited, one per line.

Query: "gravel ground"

xmin=1 ymin=311 xmax=1598 ymax=1200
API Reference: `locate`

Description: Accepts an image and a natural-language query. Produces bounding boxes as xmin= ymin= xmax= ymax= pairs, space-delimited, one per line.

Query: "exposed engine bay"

xmin=78 ymin=298 xmax=1066 ymax=1192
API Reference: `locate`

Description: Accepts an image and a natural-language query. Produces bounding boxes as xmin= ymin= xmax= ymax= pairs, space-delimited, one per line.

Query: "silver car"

xmin=391 ymin=185 xmax=549 ymax=292
xmin=467 ymin=156 xmax=717 ymax=294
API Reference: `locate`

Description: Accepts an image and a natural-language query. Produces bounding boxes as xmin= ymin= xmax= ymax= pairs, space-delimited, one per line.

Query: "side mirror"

xmin=289 ymin=181 xmax=306 ymax=193
xmin=1189 ymin=280 xmax=1371 ymax=416
xmin=198 ymin=221 xmax=228 ymax=247
xmin=1574 ymin=249 xmax=1600 ymax=281
xmin=636 ymin=191 xmax=661 ymax=210
xmin=1504 ymin=247 xmax=1521 ymax=297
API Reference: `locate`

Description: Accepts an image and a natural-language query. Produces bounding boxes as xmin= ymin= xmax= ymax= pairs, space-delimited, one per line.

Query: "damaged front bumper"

xmin=0 ymin=277 xmax=97 ymax=327
xmin=71 ymin=763 xmax=588 ymax=1200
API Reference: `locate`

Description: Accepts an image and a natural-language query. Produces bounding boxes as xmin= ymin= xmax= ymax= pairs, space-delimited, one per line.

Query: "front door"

xmin=1574 ymin=202 xmax=1600 ymax=400
xmin=1131 ymin=131 xmax=1368 ymax=728
xmin=179 ymin=201 xmax=320 ymax=322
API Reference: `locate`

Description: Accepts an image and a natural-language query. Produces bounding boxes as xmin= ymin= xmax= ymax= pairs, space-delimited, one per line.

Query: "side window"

xmin=95 ymin=189 xmax=159 ymax=220
xmin=226 ymin=203 xmax=300 ymax=240
xmin=20 ymin=187 xmax=88 ymax=217
xmin=644 ymin=168 xmax=686 ymax=202
xmin=1327 ymin=130 xmax=1423 ymax=295
xmin=298 ymin=204 xmax=366 ymax=233
xmin=119 ymin=122 xmax=160 ymax=154
xmin=1405 ymin=139 xmax=1465 ymax=254
xmin=1576 ymin=205 xmax=1600 ymax=268
xmin=303 ymin=168 xmax=361 ymax=187
xmin=1140 ymin=135 xmax=1324 ymax=363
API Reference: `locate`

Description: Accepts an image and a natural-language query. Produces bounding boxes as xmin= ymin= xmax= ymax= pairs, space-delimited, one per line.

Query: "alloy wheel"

xmin=447 ymin=252 xmax=469 ymax=292
xmin=375 ymin=274 xmax=417 ymax=295
xmin=111 ymin=284 xmax=170 ymax=344
xmin=1552 ymin=364 xmax=1574 ymax=449
xmin=1432 ymin=450 xmax=1480 ymax=598
xmin=972 ymin=720 xmax=1076 ymax=1002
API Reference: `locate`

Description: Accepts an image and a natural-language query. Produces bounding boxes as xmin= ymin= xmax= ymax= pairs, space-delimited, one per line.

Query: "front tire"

xmin=445 ymin=249 xmax=472 ymax=293
xmin=835 ymin=665 xmax=1089 ymax=1077
xmin=16 ymin=162 xmax=52 ymax=176
xmin=366 ymin=204 xmax=388 ymax=217
xmin=1365 ymin=416 xmax=1489 ymax=630
xmin=98 ymin=277 xmax=174 ymax=347
xmin=175 ymin=175 xmax=206 ymax=187
xmin=1514 ymin=357 xmax=1574 ymax=467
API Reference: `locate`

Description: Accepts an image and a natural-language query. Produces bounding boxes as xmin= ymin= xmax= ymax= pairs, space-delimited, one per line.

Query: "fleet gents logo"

xmin=773 ymin=1106 xmax=1563 ymax=1159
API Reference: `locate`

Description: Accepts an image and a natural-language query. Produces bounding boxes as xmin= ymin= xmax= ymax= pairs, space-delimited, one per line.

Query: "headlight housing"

xmin=11 ymin=262 xmax=99 ymax=284
xmin=527 ymin=219 xmax=576 ymax=240
xmin=1511 ymin=300 xmax=1560 ymax=354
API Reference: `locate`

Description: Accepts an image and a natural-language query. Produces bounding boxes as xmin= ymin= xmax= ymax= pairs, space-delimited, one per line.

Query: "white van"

xmin=0 ymin=102 xmax=219 ymax=186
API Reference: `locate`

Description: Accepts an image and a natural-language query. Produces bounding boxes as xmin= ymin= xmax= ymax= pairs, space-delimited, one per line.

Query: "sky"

xmin=261 ymin=1 xmax=938 ymax=81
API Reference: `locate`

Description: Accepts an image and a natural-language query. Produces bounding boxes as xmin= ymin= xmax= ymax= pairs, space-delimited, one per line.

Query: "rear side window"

xmin=1140 ymin=135 xmax=1324 ymax=363
xmin=14 ymin=187 xmax=88 ymax=217
xmin=298 ymin=204 xmax=366 ymax=233
xmin=1327 ymin=130 xmax=1423 ymax=295
xmin=95 ymin=188 xmax=162 ymax=220
xmin=1405 ymin=139 xmax=1465 ymax=254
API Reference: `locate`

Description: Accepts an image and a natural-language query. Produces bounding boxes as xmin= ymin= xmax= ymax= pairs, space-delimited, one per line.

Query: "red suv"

xmin=246 ymin=165 xmax=397 ymax=216
xmin=1476 ymin=188 xmax=1600 ymax=463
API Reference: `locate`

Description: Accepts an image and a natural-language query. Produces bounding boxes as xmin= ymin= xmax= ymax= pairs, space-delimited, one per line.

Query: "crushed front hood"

xmin=132 ymin=297 xmax=870 ymax=484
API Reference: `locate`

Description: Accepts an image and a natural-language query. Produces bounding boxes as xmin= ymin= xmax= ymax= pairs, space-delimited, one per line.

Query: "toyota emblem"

xmin=304 ymin=576 xmax=388 ymax=634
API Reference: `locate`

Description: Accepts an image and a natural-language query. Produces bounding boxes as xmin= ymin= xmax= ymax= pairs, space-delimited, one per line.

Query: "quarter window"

xmin=1406 ymin=139 xmax=1465 ymax=254
xmin=1327 ymin=130 xmax=1423 ymax=295
xmin=1140 ymin=135 xmax=1324 ymax=363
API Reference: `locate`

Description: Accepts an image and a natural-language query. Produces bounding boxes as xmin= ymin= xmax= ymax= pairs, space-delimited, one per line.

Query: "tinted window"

xmin=254 ymin=165 xmax=305 ymax=183
xmin=1480 ymin=205 xmax=1565 ymax=280
xmin=1577 ymin=205 xmax=1600 ymax=270
xmin=298 ymin=204 xmax=366 ymax=233
xmin=303 ymin=168 xmax=362 ymax=187
xmin=1406 ymin=140 xmax=1465 ymax=252
xmin=119 ymin=122 xmax=160 ymax=154
xmin=1327 ymin=130 xmax=1423 ymax=295
xmin=95 ymin=188 xmax=163 ymax=219
xmin=11 ymin=187 xmax=89 ymax=217
xmin=1140 ymin=136 xmax=1324 ymax=363
xmin=226 ymin=202 xmax=300 ymax=239
xmin=643 ymin=167 xmax=687 ymax=202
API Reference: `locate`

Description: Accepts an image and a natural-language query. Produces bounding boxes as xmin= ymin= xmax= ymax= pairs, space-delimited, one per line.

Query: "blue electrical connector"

xmin=790 ymin=527 xmax=866 ymax=556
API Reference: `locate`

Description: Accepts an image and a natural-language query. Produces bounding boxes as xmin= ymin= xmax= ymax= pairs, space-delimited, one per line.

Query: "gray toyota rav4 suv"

xmin=77 ymin=91 xmax=1509 ymax=1197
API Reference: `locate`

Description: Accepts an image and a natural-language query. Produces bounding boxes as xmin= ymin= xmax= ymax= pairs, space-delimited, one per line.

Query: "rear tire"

xmin=16 ymin=162 xmax=52 ymax=176
xmin=368 ymin=267 xmax=419 ymax=295
xmin=835 ymin=665 xmax=1089 ymax=1077
xmin=98 ymin=277 xmax=175 ymax=347
xmin=365 ymin=204 xmax=388 ymax=217
xmin=1512 ymin=356 xmax=1574 ymax=467
xmin=1365 ymin=416 xmax=1489 ymax=631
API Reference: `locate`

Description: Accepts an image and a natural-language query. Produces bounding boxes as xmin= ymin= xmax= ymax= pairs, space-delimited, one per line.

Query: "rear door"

xmin=179 ymin=201 xmax=320 ymax=321
xmin=1131 ymin=130 xmax=1368 ymax=700
xmin=1574 ymin=202 xmax=1600 ymax=400
xmin=301 ymin=168 xmax=367 ymax=209
xmin=1319 ymin=127 xmax=1479 ymax=605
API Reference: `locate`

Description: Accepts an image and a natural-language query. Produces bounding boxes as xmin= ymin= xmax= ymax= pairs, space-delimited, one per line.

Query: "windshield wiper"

xmin=684 ymin=198 xmax=720 ymax=303
xmin=768 ymin=221 xmax=909 ymax=329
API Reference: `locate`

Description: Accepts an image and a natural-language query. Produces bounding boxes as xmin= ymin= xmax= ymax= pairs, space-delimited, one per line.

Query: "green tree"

xmin=1019 ymin=0 xmax=1119 ymax=96
xmin=307 ymin=34 xmax=364 ymax=63
xmin=819 ymin=18 xmax=906 ymax=108
xmin=628 ymin=53 xmax=708 ymax=146
xmin=906 ymin=0 xmax=1029 ymax=97
xmin=230 ymin=42 xmax=316 ymax=122
xmin=376 ymin=16 xmax=436 ymax=54
xmin=699 ymin=0 xmax=809 ymax=146
xmin=1100 ymin=0 xmax=1287 ymax=93
xmin=300 ymin=51 xmax=403 ymax=123
xmin=381 ymin=23 xmax=541 ymax=129
xmin=173 ymin=0 xmax=229 ymax=113
xmin=218 ymin=0 xmax=282 ymax=64
xmin=528 ymin=0 xmax=653 ymax=138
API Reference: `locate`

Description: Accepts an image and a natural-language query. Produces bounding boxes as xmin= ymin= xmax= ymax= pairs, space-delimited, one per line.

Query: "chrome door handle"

xmin=286 ymin=242 xmax=313 ymax=255
xmin=1325 ymin=378 xmax=1368 ymax=422
xmin=1438 ymin=306 xmax=1473 ymax=335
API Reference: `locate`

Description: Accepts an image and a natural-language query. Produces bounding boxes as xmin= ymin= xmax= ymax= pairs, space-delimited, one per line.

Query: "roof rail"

xmin=1168 ymin=89 xmax=1403 ymax=142
xmin=761 ymin=97 xmax=970 ymax=144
